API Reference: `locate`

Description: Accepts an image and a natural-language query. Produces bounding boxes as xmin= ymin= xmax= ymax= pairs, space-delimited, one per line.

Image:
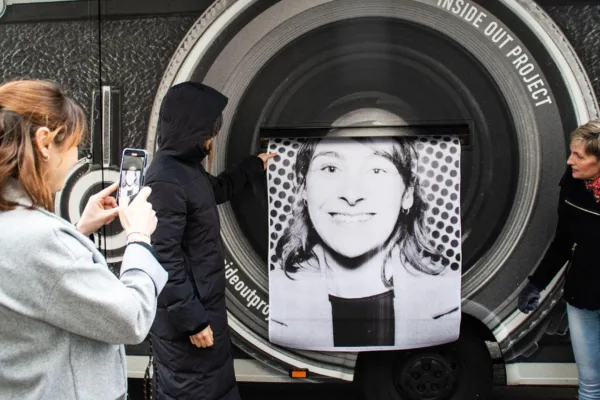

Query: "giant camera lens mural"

xmin=144 ymin=0 xmax=597 ymax=380
xmin=1 ymin=0 xmax=599 ymax=397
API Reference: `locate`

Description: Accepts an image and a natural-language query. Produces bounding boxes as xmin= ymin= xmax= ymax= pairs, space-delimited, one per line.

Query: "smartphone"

xmin=117 ymin=148 xmax=149 ymax=202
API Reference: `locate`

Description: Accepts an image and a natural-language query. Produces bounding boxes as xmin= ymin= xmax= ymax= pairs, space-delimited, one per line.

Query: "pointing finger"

xmin=118 ymin=193 xmax=131 ymax=208
xmin=130 ymin=186 xmax=152 ymax=205
xmin=96 ymin=181 xmax=120 ymax=198
xmin=104 ymin=207 xmax=120 ymax=218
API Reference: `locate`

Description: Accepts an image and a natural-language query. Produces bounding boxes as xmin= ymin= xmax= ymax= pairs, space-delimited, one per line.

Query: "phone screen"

xmin=118 ymin=150 xmax=146 ymax=201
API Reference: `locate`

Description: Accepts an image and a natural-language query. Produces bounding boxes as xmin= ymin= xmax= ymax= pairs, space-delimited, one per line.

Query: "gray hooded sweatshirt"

xmin=0 ymin=179 xmax=168 ymax=400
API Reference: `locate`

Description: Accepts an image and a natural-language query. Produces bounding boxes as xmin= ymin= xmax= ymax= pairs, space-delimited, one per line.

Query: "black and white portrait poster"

xmin=268 ymin=136 xmax=462 ymax=351
xmin=118 ymin=156 xmax=143 ymax=200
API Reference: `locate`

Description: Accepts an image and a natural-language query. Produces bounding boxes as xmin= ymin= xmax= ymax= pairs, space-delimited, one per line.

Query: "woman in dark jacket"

xmin=145 ymin=81 xmax=274 ymax=400
xmin=519 ymin=120 xmax=600 ymax=400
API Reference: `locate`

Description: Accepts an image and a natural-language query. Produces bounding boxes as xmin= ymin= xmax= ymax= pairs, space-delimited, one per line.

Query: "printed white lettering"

xmin=453 ymin=0 xmax=464 ymax=15
xmin=484 ymin=21 xmax=498 ymax=35
xmin=527 ymin=79 xmax=544 ymax=92
xmin=224 ymin=259 xmax=270 ymax=319
xmin=507 ymin=45 xmax=522 ymax=58
xmin=535 ymin=97 xmax=553 ymax=106
xmin=249 ymin=296 xmax=260 ymax=308
xmin=512 ymin=54 xmax=529 ymax=69
xmin=247 ymin=289 xmax=257 ymax=303
xmin=498 ymin=35 xmax=514 ymax=49
xmin=472 ymin=11 xmax=487 ymax=28
xmin=458 ymin=5 xmax=468 ymax=19
xmin=463 ymin=6 xmax=477 ymax=21
xmin=436 ymin=1 xmax=553 ymax=107
xmin=519 ymin=63 xmax=535 ymax=76
xmin=532 ymin=88 xmax=548 ymax=100
xmin=225 ymin=267 xmax=238 ymax=279
xmin=524 ymin=74 xmax=540 ymax=84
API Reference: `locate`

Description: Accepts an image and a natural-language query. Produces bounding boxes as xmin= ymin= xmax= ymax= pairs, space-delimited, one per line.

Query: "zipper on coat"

xmin=565 ymin=243 xmax=577 ymax=279
xmin=565 ymin=200 xmax=600 ymax=216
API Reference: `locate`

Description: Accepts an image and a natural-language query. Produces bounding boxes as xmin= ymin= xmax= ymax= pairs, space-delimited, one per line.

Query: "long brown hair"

xmin=0 ymin=80 xmax=87 ymax=211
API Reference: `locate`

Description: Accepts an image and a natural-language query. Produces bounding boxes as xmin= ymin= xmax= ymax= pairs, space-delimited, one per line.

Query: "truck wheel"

xmin=356 ymin=328 xmax=492 ymax=400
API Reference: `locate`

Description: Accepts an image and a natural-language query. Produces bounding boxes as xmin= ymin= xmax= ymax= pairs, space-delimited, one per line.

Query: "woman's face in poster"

xmin=303 ymin=138 xmax=412 ymax=259
xmin=125 ymin=169 xmax=137 ymax=185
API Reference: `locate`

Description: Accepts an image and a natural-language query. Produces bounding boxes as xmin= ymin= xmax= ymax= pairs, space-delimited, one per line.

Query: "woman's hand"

xmin=76 ymin=182 xmax=120 ymax=236
xmin=258 ymin=153 xmax=277 ymax=170
xmin=518 ymin=281 xmax=541 ymax=314
xmin=118 ymin=186 xmax=157 ymax=244
xmin=190 ymin=325 xmax=214 ymax=348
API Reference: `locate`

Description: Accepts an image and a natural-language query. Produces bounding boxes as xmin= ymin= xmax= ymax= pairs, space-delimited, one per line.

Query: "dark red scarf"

xmin=584 ymin=177 xmax=600 ymax=203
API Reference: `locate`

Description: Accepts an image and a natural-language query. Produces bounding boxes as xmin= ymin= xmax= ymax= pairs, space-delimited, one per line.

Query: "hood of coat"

xmin=156 ymin=82 xmax=228 ymax=163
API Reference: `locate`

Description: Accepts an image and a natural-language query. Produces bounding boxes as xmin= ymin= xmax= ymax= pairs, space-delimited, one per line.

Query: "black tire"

xmin=356 ymin=325 xmax=492 ymax=400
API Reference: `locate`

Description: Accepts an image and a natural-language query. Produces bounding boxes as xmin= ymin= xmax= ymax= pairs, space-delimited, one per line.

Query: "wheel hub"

xmin=395 ymin=353 xmax=458 ymax=400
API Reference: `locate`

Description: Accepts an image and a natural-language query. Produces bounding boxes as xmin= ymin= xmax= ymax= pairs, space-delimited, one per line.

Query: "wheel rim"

xmin=395 ymin=352 xmax=460 ymax=400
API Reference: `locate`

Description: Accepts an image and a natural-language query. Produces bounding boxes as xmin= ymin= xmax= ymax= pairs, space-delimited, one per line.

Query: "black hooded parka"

xmin=145 ymin=82 xmax=264 ymax=400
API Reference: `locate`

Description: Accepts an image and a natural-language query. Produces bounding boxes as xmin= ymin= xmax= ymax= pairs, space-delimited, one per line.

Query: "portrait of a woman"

xmin=119 ymin=166 xmax=141 ymax=199
xmin=268 ymin=136 xmax=462 ymax=351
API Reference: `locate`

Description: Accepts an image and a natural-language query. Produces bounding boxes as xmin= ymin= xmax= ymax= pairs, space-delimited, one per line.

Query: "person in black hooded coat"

xmin=145 ymin=81 xmax=274 ymax=400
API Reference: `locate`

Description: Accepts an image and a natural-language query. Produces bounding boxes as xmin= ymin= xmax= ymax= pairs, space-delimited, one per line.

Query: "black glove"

xmin=518 ymin=281 xmax=541 ymax=314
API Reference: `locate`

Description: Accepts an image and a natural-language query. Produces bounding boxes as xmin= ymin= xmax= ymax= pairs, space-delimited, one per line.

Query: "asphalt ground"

xmin=128 ymin=380 xmax=578 ymax=399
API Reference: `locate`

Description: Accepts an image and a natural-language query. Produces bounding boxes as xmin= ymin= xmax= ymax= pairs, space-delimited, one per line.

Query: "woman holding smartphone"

xmin=0 ymin=79 xmax=168 ymax=400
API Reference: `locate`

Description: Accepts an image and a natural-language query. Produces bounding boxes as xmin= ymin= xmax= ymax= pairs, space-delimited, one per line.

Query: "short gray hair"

xmin=570 ymin=120 xmax=600 ymax=159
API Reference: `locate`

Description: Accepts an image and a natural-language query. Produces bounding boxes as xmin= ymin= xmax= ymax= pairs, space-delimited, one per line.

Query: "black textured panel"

xmin=100 ymin=16 xmax=196 ymax=148
xmin=543 ymin=5 xmax=600 ymax=102
xmin=0 ymin=20 xmax=99 ymax=111
xmin=0 ymin=15 xmax=196 ymax=149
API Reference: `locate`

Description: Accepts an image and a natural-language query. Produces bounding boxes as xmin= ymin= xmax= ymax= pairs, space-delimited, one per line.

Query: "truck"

xmin=1 ymin=0 xmax=598 ymax=398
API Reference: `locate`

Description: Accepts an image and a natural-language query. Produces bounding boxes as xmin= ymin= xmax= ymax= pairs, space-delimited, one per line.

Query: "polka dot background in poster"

xmin=266 ymin=136 xmax=462 ymax=275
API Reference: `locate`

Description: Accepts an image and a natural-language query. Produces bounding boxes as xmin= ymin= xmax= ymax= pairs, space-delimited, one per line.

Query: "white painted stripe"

xmin=232 ymin=359 xmax=298 ymax=383
xmin=506 ymin=363 xmax=578 ymax=386
xmin=6 ymin=0 xmax=75 ymax=4
xmin=127 ymin=356 xmax=300 ymax=383
xmin=127 ymin=356 xmax=150 ymax=380
xmin=131 ymin=356 xmax=581 ymax=386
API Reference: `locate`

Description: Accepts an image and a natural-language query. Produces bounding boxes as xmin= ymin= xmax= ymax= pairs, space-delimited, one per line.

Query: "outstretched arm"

xmin=207 ymin=153 xmax=274 ymax=204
